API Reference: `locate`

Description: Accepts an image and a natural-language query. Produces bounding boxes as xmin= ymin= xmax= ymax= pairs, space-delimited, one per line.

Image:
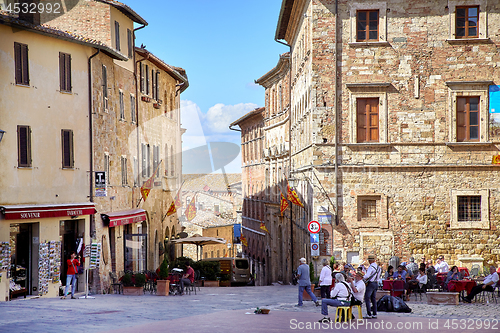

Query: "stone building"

xmin=179 ymin=174 xmax=242 ymax=261
xmin=269 ymin=0 xmax=500 ymax=273
xmin=0 ymin=11 xmax=126 ymax=300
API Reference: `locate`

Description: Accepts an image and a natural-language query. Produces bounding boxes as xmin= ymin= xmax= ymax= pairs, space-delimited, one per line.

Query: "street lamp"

xmin=0 ymin=129 xmax=5 ymax=143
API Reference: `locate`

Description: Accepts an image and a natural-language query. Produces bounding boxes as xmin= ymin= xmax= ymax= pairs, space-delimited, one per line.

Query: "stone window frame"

xmin=445 ymin=81 xmax=490 ymax=143
xmin=348 ymin=2 xmax=389 ymax=46
xmin=348 ymin=89 xmax=388 ymax=144
xmin=446 ymin=1 xmax=489 ymax=42
xmin=354 ymin=194 xmax=388 ymax=228
xmin=450 ymin=189 xmax=489 ymax=229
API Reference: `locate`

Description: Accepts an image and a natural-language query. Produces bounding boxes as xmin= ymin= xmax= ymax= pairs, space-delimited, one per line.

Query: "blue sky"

xmin=127 ymin=0 xmax=287 ymax=173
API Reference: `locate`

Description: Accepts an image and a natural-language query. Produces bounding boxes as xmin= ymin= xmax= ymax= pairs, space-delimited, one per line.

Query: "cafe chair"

xmin=476 ymin=281 xmax=499 ymax=304
xmin=109 ymin=272 xmax=123 ymax=294
xmin=390 ymin=280 xmax=406 ymax=299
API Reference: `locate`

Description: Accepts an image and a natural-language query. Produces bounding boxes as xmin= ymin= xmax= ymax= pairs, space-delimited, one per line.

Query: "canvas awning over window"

xmin=0 ymin=203 xmax=96 ymax=220
xmin=101 ymin=208 xmax=146 ymax=227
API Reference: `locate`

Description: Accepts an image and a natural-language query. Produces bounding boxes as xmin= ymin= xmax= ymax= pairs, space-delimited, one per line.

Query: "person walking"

xmin=363 ymin=254 xmax=381 ymax=319
xmin=296 ymin=257 xmax=320 ymax=307
xmin=61 ymin=251 xmax=79 ymax=299
xmin=319 ymin=259 xmax=332 ymax=299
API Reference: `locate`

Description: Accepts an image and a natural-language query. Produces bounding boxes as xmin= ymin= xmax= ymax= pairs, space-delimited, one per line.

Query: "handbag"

xmin=340 ymin=281 xmax=357 ymax=306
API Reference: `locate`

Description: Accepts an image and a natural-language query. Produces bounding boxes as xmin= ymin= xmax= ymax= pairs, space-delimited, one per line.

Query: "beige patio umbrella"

xmin=171 ymin=236 xmax=226 ymax=260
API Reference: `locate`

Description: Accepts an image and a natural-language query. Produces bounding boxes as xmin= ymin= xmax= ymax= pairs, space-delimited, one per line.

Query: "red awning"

xmin=1 ymin=203 xmax=96 ymax=220
xmin=101 ymin=208 xmax=146 ymax=227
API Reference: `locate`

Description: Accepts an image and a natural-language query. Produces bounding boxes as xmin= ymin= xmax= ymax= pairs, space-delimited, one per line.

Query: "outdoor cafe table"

xmin=382 ymin=279 xmax=404 ymax=297
xmin=447 ymin=280 xmax=476 ymax=296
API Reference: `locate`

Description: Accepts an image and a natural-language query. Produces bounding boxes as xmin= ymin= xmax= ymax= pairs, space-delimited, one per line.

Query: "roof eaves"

xmin=135 ymin=47 xmax=189 ymax=92
xmin=229 ymin=107 xmax=265 ymax=127
xmin=255 ymin=52 xmax=291 ymax=86
xmin=95 ymin=0 xmax=147 ymax=25
xmin=0 ymin=13 xmax=128 ymax=61
xmin=275 ymin=0 xmax=295 ymax=41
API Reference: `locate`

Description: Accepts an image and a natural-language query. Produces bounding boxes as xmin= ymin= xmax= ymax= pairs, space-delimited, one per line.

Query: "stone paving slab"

xmin=0 ymin=285 xmax=498 ymax=332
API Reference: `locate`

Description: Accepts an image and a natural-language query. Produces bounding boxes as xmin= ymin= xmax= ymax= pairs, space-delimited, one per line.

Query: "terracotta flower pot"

xmin=156 ymin=280 xmax=170 ymax=296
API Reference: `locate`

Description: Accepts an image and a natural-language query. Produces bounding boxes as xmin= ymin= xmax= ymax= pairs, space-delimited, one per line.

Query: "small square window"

xmin=456 ymin=6 xmax=479 ymax=39
xmin=458 ymin=196 xmax=481 ymax=221
xmin=357 ymin=10 xmax=379 ymax=42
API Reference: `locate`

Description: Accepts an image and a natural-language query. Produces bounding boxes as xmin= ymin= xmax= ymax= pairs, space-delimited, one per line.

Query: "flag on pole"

xmin=185 ymin=195 xmax=197 ymax=221
xmin=280 ymin=191 xmax=289 ymax=216
xmin=287 ymin=184 xmax=304 ymax=208
xmin=240 ymin=234 xmax=248 ymax=247
xmin=166 ymin=186 xmax=183 ymax=216
xmin=493 ymin=155 xmax=500 ymax=164
xmin=140 ymin=161 xmax=162 ymax=202
xmin=260 ymin=222 xmax=269 ymax=233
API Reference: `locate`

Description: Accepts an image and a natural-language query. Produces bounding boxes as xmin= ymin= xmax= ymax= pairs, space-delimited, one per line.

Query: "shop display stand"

xmin=79 ymin=268 xmax=94 ymax=299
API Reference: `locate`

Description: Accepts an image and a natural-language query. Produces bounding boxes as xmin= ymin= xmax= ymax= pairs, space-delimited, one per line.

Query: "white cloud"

xmin=203 ymin=102 xmax=258 ymax=133
xmin=180 ymin=100 xmax=206 ymax=151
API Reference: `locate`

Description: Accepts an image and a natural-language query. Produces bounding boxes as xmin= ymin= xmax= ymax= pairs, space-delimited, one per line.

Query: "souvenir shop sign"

xmin=1 ymin=203 xmax=95 ymax=220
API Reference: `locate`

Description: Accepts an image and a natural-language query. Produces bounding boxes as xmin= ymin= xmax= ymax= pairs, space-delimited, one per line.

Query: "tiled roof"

xmin=182 ymin=174 xmax=241 ymax=192
xmin=135 ymin=47 xmax=189 ymax=92
xmin=0 ymin=11 xmax=127 ymax=61
xmin=95 ymin=0 xmax=147 ymax=25
xmin=229 ymin=107 xmax=265 ymax=127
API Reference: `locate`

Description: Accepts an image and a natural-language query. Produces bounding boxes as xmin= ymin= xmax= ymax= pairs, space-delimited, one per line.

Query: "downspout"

xmin=334 ymin=0 xmax=339 ymax=229
xmin=275 ymin=37 xmax=293 ymax=281
xmin=88 ymin=48 xmax=100 ymax=238
xmin=133 ymin=23 xmax=147 ymax=208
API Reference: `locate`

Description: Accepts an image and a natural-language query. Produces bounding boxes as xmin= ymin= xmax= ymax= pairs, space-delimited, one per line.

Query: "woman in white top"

xmin=416 ymin=268 xmax=428 ymax=288
xmin=319 ymin=273 xmax=353 ymax=322
xmin=319 ymin=259 xmax=333 ymax=299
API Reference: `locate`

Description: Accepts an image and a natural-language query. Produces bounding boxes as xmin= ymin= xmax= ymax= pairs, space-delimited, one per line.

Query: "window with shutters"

xmin=456 ymin=6 xmax=479 ymax=39
xmin=119 ymin=90 xmax=125 ymax=120
xmin=170 ymin=145 xmax=174 ymax=176
xmin=61 ymin=129 xmax=74 ymax=169
xmin=17 ymin=125 xmax=31 ymax=167
xmin=457 ymin=96 xmax=479 ymax=142
xmin=59 ymin=52 xmax=71 ymax=92
xmin=357 ymin=98 xmax=379 ymax=143
xmin=153 ymin=145 xmax=159 ymax=178
xmin=14 ymin=42 xmax=29 ymax=86
xmin=139 ymin=63 xmax=144 ymax=93
xmin=155 ymin=71 xmax=160 ymax=101
xmin=130 ymin=94 xmax=136 ymax=123
xmin=164 ymin=144 xmax=169 ymax=176
xmin=127 ymin=29 xmax=133 ymax=58
xmin=147 ymin=144 xmax=151 ymax=177
xmin=121 ymin=156 xmax=128 ymax=186
xmin=151 ymin=69 xmax=156 ymax=100
xmin=357 ymin=10 xmax=379 ymax=42
xmin=104 ymin=153 xmax=110 ymax=185
xmin=102 ymin=65 xmax=108 ymax=112
xmin=114 ymin=21 xmax=120 ymax=51
xmin=141 ymin=144 xmax=147 ymax=178
xmin=145 ymin=64 xmax=150 ymax=95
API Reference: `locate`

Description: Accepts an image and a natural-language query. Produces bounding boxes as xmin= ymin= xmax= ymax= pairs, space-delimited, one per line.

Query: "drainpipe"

xmin=88 ymin=48 xmax=100 ymax=238
xmin=334 ymin=0 xmax=339 ymax=229
xmin=133 ymin=24 xmax=147 ymax=208
xmin=275 ymin=37 xmax=293 ymax=281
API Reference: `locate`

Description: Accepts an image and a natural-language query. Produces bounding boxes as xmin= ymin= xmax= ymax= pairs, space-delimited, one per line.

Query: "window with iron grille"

xmin=114 ymin=21 xmax=120 ymax=51
xmin=457 ymin=96 xmax=479 ymax=142
xmin=357 ymin=10 xmax=379 ymax=42
xmin=357 ymin=98 xmax=379 ymax=142
xmin=361 ymin=199 xmax=377 ymax=219
xmin=121 ymin=156 xmax=128 ymax=186
xmin=61 ymin=129 xmax=74 ymax=168
xmin=59 ymin=52 xmax=71 ymax=92
xmin=17 ymin=125 xmax=32 ymax=167
xmin=458 ymin=196 xmax=481 ymax=221
xmin=456 ymin=6 xmax=479 ymax=38
xmin=14 ymin=42 xmax=29 ymax=85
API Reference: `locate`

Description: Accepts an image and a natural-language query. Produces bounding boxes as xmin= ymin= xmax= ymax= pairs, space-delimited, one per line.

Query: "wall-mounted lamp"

xmin=0 ymin=129 xmax=5 ymax=143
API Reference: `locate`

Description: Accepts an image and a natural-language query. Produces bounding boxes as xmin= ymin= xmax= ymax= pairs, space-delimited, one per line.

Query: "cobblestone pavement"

xmin=0 ymin=285 xmax=498 ymax=332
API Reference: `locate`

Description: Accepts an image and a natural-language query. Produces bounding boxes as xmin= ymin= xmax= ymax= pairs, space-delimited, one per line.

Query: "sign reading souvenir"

xmin=95 ymin=171 xmax=106 ymax=197
xmin=307 ymin=220 xmax=321 ymax=234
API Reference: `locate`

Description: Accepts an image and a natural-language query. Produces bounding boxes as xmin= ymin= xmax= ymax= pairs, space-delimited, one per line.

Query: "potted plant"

xmin=195 ymin=260 xmax=220 ymax=287
xmin=219 ymin=273 xmax=231 ymax=287
xmin=121 ymin=272 xmax=146 ymax=296
xmin=156 ymin=259 xmax=170 ymax=296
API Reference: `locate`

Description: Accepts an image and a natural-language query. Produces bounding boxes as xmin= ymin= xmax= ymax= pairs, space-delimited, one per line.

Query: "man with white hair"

xmin=318 ymin=273 xmax=353 ymax=323
xmin=296 ymin=257 xmax=320 ymax=307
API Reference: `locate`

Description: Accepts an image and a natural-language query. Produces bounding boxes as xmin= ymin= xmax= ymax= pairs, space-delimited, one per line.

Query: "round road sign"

xmin=307 ymin=220 xmax=321 ymax=233
xmin=311 ymin=243 xmax=319 ymax=251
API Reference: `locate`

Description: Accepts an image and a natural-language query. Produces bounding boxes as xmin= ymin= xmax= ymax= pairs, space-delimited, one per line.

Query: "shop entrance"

xmin=124 ymin=222 xmax=147 ymax=272
xmin=10 ymin=223 xmax=39 ymax=296
xmin=60 ymin=220 xmax=85 ymax=292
